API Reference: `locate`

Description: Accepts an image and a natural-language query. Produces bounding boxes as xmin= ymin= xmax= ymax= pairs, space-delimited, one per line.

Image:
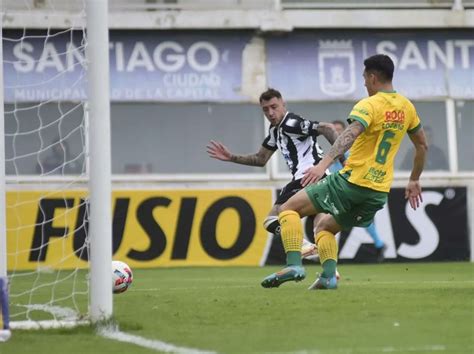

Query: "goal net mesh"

xmin=3 ymin=0 xmax=91 ymax=328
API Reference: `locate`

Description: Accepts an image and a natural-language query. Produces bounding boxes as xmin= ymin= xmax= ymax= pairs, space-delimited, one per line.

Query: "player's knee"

xmin=312 ymin=214 xmax=323 ymax=233
xmin=279 ymin=202 xmax=292 ymax=212
xmin=315 ymin=224 xmax=329 ymax=235
xmin=315 ymin=217 xmax=339 ymax=235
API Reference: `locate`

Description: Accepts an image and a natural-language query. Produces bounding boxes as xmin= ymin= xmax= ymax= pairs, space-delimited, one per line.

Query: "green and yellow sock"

xmin=278 ymin=210 xmax=303 ymax=266
xmin=315 ymin=230 xmax=338 ymax=278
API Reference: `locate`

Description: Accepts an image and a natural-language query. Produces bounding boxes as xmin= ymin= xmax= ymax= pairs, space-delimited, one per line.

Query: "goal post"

xmin=86 ymin=0 xmax=113 ymax=323
xmin=0 ymin=8 xmax=7 ymax=281
xmin=0 ymin=12 xmax=12 ymax=342
xmin=0 ymin=0 xmax=113 ymax=329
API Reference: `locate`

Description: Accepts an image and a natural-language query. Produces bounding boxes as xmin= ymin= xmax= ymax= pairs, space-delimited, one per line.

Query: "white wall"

xmin=2 ymin=0 xmax=474 ymax=29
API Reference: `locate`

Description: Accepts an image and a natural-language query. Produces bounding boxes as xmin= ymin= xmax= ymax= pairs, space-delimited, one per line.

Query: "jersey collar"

xmin=278 ymin=111 xmax=290 ymax=128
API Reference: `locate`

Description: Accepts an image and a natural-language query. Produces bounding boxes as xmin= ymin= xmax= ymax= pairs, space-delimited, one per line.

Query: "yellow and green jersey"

xmin=339 ymin=91 xmax=421 ymax=192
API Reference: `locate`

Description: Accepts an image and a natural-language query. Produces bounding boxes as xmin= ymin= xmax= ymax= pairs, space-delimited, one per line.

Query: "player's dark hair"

xmin=332 ymin=120 xmax=346 ymax=128
xmin=259 ymin=88 xmax=282 ymax=103
xmin=363 ymin=54 xmax=394 ymax=82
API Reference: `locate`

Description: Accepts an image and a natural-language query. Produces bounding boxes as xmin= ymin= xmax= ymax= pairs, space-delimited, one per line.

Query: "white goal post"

xmin=0 ymin=0 xmax=113 ymax=329
xmin=0 ymin=9 xmax=10 ymax=341
xmin=86 ymin=0 xmax=113 ymax=323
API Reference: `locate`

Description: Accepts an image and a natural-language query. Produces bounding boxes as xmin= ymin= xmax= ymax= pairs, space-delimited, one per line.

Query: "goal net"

xmin=1 ymin=0 xmax=112 ymax=330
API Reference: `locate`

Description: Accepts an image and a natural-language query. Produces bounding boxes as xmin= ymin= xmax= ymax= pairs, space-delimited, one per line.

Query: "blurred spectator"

xmin=36 ymin=137 xmax=82 ymax=175
xmin=400 ymin=125 xmax=448 ymax=170
xmin=123 ymin=163 xmax=153 ymax=173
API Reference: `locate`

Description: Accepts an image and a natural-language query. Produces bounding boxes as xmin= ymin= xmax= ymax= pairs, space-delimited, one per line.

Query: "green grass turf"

xmin=2 ymin=262 xmax=473 ymax=354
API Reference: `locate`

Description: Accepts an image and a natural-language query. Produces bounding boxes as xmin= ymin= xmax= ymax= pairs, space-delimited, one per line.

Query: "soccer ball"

xmin=112 ymin=260 xmax=133 ymax=294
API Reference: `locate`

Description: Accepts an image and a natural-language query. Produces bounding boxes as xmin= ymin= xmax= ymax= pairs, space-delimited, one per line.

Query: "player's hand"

xmin=301 ymin=165 xmax=325 ymax=187
xmin=405 ymin=180 xmax=423 ymax=210
xmin=206 ymin=140 xmax=232 ymax=161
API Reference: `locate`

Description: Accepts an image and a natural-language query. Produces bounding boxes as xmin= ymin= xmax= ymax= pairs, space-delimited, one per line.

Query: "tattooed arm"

xmin=316 ymin=122 xmax=338 ymax=145
xmin=301 ymin=120 xmax=365 ymax=186
xmin=230 ymin=145 xmax=274 ymax=167
xmin=207 ymin=140 xmax=274 ymax=167
xmin=324 ymin=120 xmax=365 ymax=163
xmin=316 ymin=122 xmax=347 ymax=164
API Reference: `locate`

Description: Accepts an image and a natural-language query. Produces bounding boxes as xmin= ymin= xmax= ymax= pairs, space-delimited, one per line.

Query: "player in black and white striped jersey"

xmin=207 ymin=88 xmax=339 ymax=260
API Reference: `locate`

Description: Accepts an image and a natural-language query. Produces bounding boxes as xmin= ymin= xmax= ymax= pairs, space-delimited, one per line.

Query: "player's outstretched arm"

xmin=207 ymin=140 xmax=233 ymax=161
xmin=229 ymin=145 xmax=274 ymax=167
xmin=301 ymin=120 xmax=365 ymax=187
xmin=405 ymin=128 xmax=428 ymax=210
xmin=207 ymin=140 xmax=274 ymax=167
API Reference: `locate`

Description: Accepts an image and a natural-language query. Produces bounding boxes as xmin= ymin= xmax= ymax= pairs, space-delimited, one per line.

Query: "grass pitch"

xmin=2 ymin=262 xmax=474 ymax=354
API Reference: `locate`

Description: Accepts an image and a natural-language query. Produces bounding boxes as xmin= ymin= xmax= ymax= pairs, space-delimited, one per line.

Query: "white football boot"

xmin=301 ymin=238 xmax=319 ymax=261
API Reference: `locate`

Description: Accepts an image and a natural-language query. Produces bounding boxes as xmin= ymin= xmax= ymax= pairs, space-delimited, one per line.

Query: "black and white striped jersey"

xmin=262 ymin=112 xmax=324 ymax=180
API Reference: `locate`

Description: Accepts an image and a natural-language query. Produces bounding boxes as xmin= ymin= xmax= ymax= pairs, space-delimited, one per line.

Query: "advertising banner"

xmin=7 ymin=187 xmax=469 ymax=270
xmin=3 ymin=30 xmax=252 ymax=102
xmin=264 ymin=187 xmax=470 ymax=264
xmin=7 ymin=189 xmax=272 ymax=270
xmin=267 ymin=30 xmax=474 ymax=100
xmin=4 ymin=30 xmax=472 ymax=102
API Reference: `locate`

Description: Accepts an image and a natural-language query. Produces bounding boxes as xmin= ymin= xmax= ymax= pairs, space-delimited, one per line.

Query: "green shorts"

xmin=305 ymin=173 xmax=388 ymax=230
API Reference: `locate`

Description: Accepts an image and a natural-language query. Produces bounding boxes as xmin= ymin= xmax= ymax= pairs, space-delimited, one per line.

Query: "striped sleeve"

xmin=262 ymin=126 xmax=277 ymax=151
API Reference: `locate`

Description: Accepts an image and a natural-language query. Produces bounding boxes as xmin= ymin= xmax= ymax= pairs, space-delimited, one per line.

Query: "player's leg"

xmin=300 ymin=214 xmax=323 ymax=261
xmin=263 ymin=180 xmax=317 ymax=260
xmin=311 ymin=214 xmax=342 ymax=279
xmin=365 ymin=222 xmax=386 ymax=262
xmin=278 ymin=189 xmax=321 ymax=266
xmin=264 ymin=207 xmax=317 ymax=259
xmin=261 ymin=189 xmax=320 ymax=288
xmin=308 ymin=214 xmax=341 ymax=290
xmin=263 ymin=179 xmax=298 ymax=237
xmin=263 ymin=205 xmax=281 ymax=236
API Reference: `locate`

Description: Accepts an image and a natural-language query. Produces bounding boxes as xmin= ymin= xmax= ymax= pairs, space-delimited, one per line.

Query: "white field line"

xmin=10 ymin=304 xmax=87 ymax=330
xmin=129 ymin=279 xmax=474 ymax=292
xmin=129 ymin=285 xmax=254 ymax=292
xmin=380 ymin=345 xmax=447 ymax=352
xmin=10 ymin=320 xmax=89 ymax=330
xmin=347 ymin=280 xmax=474 ymax=285
xmin=268 ymin=344 xmax=448 ymax=354
xmin=7 ymin=298 xmax=459 ymax=354
xmin=19 ymin=304 xmax=78 ymax=319
xmin=99 ymin=326 xmax=217 ymax=354
xmin=9 ymin=304 xmax=217 ymax=354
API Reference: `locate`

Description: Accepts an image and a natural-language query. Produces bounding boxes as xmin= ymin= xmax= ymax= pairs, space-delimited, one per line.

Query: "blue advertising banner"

xmin=267 ymin=30 xmax=474 ymax=100
xmin=4 ymin=30 xmax=473 ymax=102
xmin=3 ymin=30 xmax=253 ymax=102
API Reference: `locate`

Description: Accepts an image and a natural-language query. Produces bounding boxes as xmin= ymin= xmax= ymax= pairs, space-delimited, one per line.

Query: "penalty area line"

xmin=99 ymin=326 xmax=217 ymax=354
xmin=130 ymin=280 xmax=474 ymax=293
xmin=130 ymin=285 xmax=254 ymax=292
xmin=270 ymin=344 xmax=447 ymax=354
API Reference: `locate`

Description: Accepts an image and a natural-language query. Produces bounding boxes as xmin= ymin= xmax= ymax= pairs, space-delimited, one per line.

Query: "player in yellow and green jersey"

xmin=261 ymin=54 xmax=428 ymax=289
